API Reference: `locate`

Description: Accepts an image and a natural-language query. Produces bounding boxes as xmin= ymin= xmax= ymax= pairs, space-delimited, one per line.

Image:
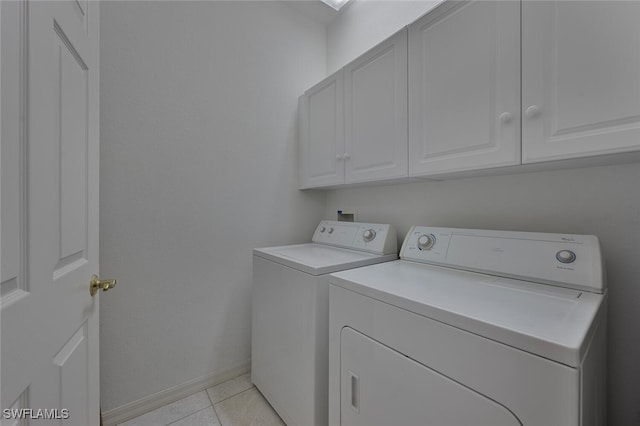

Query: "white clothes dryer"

xmin=252 ymin=220 xmax=397 ymax=426
xmin=328 ymin=226 xmax=607 ymax=426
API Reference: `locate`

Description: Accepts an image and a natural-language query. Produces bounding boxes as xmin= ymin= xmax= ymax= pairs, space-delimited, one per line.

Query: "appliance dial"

xmin=319 ymin=227 xmax=326 ymax=233
xmin=556 ymin=250 xmax=576 ymax=264
xmin=328 ymin=227 xmax=334 ymax=234
xmin=417 ymin=234 xmax=436 ymax=251
xmin=363 ymin=229 xmax=376 ymax=242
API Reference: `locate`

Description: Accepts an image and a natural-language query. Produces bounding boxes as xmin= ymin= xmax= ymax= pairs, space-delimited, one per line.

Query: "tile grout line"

xmin=212 ymin=387 xmax=262 ymax=426
xmin=204 ymin=377 xmax=256 ymax=425
xmin=164 ymin=404 xmax=215 ymax=426
xmin=206 ymin=381 xmax=257 ymax=407
xmin=126 ymin=377 xmax=255 ymax=426
xmin=211 ymin=385 xmax=257 ymax=408
xmin=161 ymin=391 xmax=213 ymax=426
xmin=214 ymin=387 xmax=286 ymax=426
xmin=211 ymin=404 xmax=221 ymax=426
xmin=210 ymin=404 xmax=221 ymax=426
xmin=205 ymin=391 xmax=221 ymax=425
xmin=117 ymin=389 xmax=216 ymax=426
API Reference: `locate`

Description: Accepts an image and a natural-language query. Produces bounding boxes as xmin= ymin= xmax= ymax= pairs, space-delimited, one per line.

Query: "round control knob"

xmin=363 ymin=229 xmax=376 ymax=242
xmin=319 ymin=227 xmax=326 ymax=233
xmin=328 ymin=227 xmax=334 ymax=234
xmin=417 ymin=234 xmax=436 ymax=251
xmin=556 ymin=250 xmax=576 ymax=264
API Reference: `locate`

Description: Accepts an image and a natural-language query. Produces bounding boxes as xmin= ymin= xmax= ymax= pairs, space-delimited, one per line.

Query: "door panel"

xmin=56 ymin=22 xmax=89 ymax=272
xmin=1 ymin=0 xmax=100 ymax=422
xmin=53 ymin=323 xmax=90 ymax=426
xmin=1 ymin=0 xmax=35 ymax=402
xmin=522 ymin=1 xmax=640 ymax=162
xmin=0 ymin=0 xmax=26 ymax=299
xmin=344 ymin=29 xmax=408 ymax=183
xmin=408 ymin=1 xmax=520 ymax=176
xmin=340 ymin=327 xmax=521 ymax=426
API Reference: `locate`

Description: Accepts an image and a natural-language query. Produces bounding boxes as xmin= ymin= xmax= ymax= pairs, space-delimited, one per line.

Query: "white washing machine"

xmin=329 ymin=226 xmax=607 ymax=426
xmin=252 ymin=220 xmax=397 ymax=426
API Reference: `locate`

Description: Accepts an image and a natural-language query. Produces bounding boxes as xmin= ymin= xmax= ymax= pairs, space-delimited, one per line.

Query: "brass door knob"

xmin=90 ymin=274 xmax=117 ymax=297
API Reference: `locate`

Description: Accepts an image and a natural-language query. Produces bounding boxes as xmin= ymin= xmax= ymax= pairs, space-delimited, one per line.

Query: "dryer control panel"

xmin=312 ymin=220 xmax=397 ymax=255
xmin=400 ymin=226 xmax=605 ymax=293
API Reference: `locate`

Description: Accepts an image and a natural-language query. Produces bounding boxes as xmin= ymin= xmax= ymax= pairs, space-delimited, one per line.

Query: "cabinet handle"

xmin=343 ymin=153 xmax=351 ymax=160
xmin=336 ymin=154 xmax=343 ymax=160
xmin=499 ymin=112 xmax=513 ymax=124
xmin=525 ymin=105 xmax=540 ymax=119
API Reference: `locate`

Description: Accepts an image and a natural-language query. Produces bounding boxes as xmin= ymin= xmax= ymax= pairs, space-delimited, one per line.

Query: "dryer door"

xmin=340 ymin=327 xmax=522 ymax=426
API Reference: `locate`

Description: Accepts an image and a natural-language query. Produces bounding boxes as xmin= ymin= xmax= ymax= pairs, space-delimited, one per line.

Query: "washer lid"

xmin=254 ymin=243 xmax=397 ymax=276
xmin=330 ymin=260 xmax=606 ymax=367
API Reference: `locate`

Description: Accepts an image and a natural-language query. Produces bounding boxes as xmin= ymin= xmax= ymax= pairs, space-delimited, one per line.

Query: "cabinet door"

xmin=522 ymin=1 xmax=640 ymax=163
xmin=299 ymin=71 xmax=345 ymax=189
xmin=408 ymin=1 xmax=520 ymax=176
xmin=344 ymin=29 xmax=408 ymax=184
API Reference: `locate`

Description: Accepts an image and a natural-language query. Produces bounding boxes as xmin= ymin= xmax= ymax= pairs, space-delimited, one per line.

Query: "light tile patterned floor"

xmin=119 ymin=373 xmax=285 ymax=426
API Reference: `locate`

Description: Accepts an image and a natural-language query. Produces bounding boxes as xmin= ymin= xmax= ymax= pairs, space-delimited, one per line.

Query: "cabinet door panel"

xmin=409 ymin=1 xmax=520 ymax=176
xmin=299 ymin=72 xmax=344 ymax=188
xmin=522 ymin=1 xmax=640 ymax=163
xmin=344 ymin=29 xmax=408 ymax=184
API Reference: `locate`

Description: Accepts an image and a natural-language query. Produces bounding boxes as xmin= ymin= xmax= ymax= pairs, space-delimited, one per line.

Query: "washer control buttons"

xmin=319 ymin=227 xmax=326 ymax=233
xmin=556 ymin=250 xmax=576 ymax=264
xmin=363 ymin=229 xmax=376 ymax=242
xmin=417 ymin=234 xmax=436 ymax=251
xmin=328 ymin=227 xmax=334 ymax=234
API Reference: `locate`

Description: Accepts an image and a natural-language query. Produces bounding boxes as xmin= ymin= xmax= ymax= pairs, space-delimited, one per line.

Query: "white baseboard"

xmin=102 ymin=360 xmax=251 ymax=426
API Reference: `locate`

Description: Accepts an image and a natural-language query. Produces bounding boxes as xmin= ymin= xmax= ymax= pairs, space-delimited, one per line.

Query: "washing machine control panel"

xmin=402 ymin=228 xmax=453 ymax=263
xmin=400 ymin=226 xmax=605 ymax=293
xmin=312 ymin=220 xmax=397 ymax=255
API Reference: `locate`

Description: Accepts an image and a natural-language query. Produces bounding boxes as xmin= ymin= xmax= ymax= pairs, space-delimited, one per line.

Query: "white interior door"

xmin=1 ymin=1 xmax=101 ymax=424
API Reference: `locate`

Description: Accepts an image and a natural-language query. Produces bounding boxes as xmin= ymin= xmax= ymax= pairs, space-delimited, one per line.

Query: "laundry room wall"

xmin=99 ymin=1 xmax=327 ymax=414
xmin=324 ymin=3 xmax=640 ymax=425
xmin=327 ymin=0 xmax=440 ymax=73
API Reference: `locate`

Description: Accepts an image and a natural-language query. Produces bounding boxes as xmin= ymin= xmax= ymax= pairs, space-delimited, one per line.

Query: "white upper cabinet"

xmin=344 ymin=29 xmax=408 ymax=184
xmin=408 ymin=1 xmax=521 ymax=176
xmin=300 ymin=30 xmax=408 ymax=189
xmin=522 ymin=1 xmax=640 ymax=163
xmin=299 ymin=71 xmax=345 ymax=189
xmin=300 ymin=0 xmax=640 ymax=188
